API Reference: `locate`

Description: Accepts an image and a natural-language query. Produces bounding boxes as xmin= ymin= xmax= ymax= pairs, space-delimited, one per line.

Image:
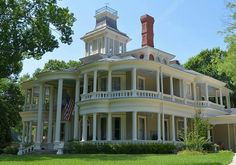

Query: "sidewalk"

xmin=229 ymin=153 xmax=236 ymax=165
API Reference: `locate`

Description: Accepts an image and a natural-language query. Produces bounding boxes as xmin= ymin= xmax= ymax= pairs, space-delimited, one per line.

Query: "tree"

xmin=0 ymin=0 xmax=76 ymax=78
xmin=184 ymin=48 xmax=236 ymax=107
xmin=0 ymin=78 xmax=24 ymax=148
xmin=219 ymin=2 xmax=236 ymax=85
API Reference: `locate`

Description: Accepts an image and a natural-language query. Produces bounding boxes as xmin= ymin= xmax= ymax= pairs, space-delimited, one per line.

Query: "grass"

xmin=0 ymin=151 xmax=234 ymax=165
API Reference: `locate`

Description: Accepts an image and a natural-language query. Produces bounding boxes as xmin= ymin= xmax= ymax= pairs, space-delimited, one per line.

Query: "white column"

xmin=83 ymin=73 xmax=88 ymax=94
xmin=207 ymin=128 xmax=211 ymax=141
xmin=22 ymin=122 xmax=26 ymax=143
xmin=156 ymin=70 xmax=160 ymax=93
xmin=205 ymin=83 xmax=209 ymax=101
xmin=132 ymin=68 xmax=137 ymax=96
xmin=25 ymin=122 xmax=29 ymax=143
xmin=170 ymin=76 xmax=174 ymax=101
xmin=219 ymin=88 xmax=223 ymax=106
xmin=157 ymin=113 xmax=161 ymax=141
xmin=160 ymin=69 xmax=164 ymax=99
xmin=107 ymin=112 xmax=112 ymax=141
xmin=162 ymin=112 xmax=165 ymax=142
xmin=215 ymin=90 xmax=219 ymax=104
xmin=54 ymin=79 xmax=63 ymax=144
xmin=183 ymin=81 xmax=187 ymax=103
xmin=172 ymin=115 xmax=176 ymax=142
xmin=28 ymin=121 xmax=32 ymax=143
xmin=184 ymin=117 xmax=187 ymax=139
xmin=132 ymin=111 xmax=137 ymax=140
xmin=226 ymin=95 xmax=231 ymax=109
xmin=93 ymin=70 xmax=97 ymax=92
xmin=193 ymin=83 xmax=197 ymax=101
xmin=82 ymin=114 xmax=87 ymax=141
xmin=108 ymin=70 xmax=112 ymax=92
xmin=47 ymin=87 xmax=54 ymax=144
xmin=35 ymin=83 xmax=44 ymax=149
xmin=92 ymin=113 xmax=97 ymax=141
xmin=73 ymin=79 xmax=80 ymax=140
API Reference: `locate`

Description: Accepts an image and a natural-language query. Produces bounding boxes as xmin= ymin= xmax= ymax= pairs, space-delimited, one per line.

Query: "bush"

xmin=3 ymin=144 xmax=19 ymax=155
xmin=203 ymin=142 xmax=215 ymax=152
xmin=64 ymin=142 xmax=176 ymax=154
xmin=177 ymin=150 xmax=204 ymax=155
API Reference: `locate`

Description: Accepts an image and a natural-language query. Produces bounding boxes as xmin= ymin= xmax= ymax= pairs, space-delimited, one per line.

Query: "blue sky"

xmin=21 ymin=0 xmax=229 ymax=76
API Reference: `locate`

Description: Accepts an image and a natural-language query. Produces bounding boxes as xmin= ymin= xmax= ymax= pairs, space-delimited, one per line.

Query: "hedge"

xmin=64 ymin=141 xmax=176 ymax=154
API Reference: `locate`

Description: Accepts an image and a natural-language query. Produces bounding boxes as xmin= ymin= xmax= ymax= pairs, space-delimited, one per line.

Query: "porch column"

xmin=157 ymin=113 xmax=161 ymax=141
xmin=22 ymin=121 xmax=26 ymax=143
xmin=156 ymin=70 xmax=160 ymax=93
xmin=132 ymin=111 xmax=137 ymax=140
xmin=82 ymin=114 xmax=87 ymax=141
xmin=170 ymin=76 xmax=174 ymax=101
xmin=107 ymin=112 xmax=112 ymax=141
xmin=35 ymin=83 xmax=44 ymax=149
xmin=193 ymin=83 xmax=197 ymax=101
xmin=226 ymin=95 xmax=231 ymax=109
xmin=205 ymin=83 xmax=209 ymax=102
xmin=47 ymin=86 xmax=54 ymax=144
xmin=160 ymin=68 xmax=164 ymax=99
xmin=108 ymin=70 xmax=112 ymax=92
xmin=215 ymin=90 xmax=219 ymax=104
xmin=219 ymin=88 xmax=223 ymax=106
xmin=162 ymin=106 xmax=165 ymax=142
xmin=183 ymin=81 xmax=187 ymax=103
xmin=54 ymin=79 xmax=63 ymax=144
xmin=92 ymin=113 xmax=97 ymax=141
xmin=31 ymin=87 xmax=34 ymax=109
xmin=172 ymin=115 xmax=176 ymax=142
xmin=83 ymin=73 xmax=88 ymax=94
xmin=184 ymin=117 xmax=187 ymax=139
xmin=29 ymin=121 xmax=32 ymax=143
xmin=93 ymin=70 xmax=97 ymax=92
xmin=73 ymin=79 xmax=80 ymax=140
xmin=132 ymin=68 xmax=137 ymax=96
xmin=25 ymin=122 xmax=29 ymax=143
xmin=207 ymin=128 xmax=211 ymax=141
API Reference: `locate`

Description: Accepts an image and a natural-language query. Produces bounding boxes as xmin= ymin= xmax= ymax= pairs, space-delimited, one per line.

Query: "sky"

xmin=21 ymin=0 xmax=229 ymax=76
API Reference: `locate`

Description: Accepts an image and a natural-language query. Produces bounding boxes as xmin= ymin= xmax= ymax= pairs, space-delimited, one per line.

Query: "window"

xmin=112 ymin=77 xmax=121 ymax=91
xmin=101 ymin=78 xmax=107 ymax=91
xmin=186 ymin=83 xmax=192 ymax=96
xmin=149 ymin=54 xmax=154 ymax=61
xmin=140 ymin=54 xmax=144 ymax=59
xmin=138 ymin=77 xmax=145 ymax=90
xmin=119 ymin=43 xmax=123 ymax=53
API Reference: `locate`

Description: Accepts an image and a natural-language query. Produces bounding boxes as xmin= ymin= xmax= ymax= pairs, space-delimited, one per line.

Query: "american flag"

xmin=63 ymin=98 xmax=75 ymax=121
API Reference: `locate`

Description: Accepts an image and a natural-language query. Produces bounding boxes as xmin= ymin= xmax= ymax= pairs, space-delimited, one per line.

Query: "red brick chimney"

xmin=140 ymin=14 xmax=154 ymax=47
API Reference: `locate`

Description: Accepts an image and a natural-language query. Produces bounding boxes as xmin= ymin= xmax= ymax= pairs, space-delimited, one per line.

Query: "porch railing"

xmin=81 ymin=90 xmax=226 ymax=112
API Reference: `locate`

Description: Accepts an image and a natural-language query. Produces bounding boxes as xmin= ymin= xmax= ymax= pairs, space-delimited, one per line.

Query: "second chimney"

xmin=140 ymin=14 xmax=155 ymax=47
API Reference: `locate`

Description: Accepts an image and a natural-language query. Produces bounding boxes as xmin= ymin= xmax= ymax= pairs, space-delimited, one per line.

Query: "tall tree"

xmin=0 ymin=0 xmax=76 ymax=78
xmin=184 ymin=48 xmax=236 ymax=107
xmin=219 ymin=2 xmax=236 ymax=85
xmin=0 ymin=78 xmax=24 ymax=147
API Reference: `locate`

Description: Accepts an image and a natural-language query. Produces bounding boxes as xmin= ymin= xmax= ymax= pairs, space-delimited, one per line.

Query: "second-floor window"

xmin=101 ymin=78 xmax=107 ymax=91
xmin=138 ymin=77 xmax=145 ymax=90
xmin=112 ymin=77 xmax=121 ymax=91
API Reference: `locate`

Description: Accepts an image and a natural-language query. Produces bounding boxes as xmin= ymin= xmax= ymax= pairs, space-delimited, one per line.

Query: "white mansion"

xmin=20 ymin=6 xmax=236 ymax=154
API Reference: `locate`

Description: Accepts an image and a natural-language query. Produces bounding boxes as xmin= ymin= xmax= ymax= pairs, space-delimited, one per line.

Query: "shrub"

xmin=3 ymin=145 xmax=19 ymax=155
xmin=64 ymin=142 xmax=176 ymax=154
xmin=177 ymin=150 xmax=204 ymax=155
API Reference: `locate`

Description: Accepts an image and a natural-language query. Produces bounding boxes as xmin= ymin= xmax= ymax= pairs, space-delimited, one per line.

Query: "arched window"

xmin=149 ymin=54 xmax=154 ymax=61
xmin=140 ymin=54 xmax=144 ymax=59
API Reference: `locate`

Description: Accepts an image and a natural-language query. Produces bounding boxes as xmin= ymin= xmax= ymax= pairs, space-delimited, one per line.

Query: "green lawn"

xmin=0 ymin=152 xmax=234 ymax=165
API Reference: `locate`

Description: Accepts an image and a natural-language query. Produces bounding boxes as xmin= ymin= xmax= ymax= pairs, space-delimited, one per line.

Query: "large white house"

xmin=19 ymin=6 xmax=236 ymax=154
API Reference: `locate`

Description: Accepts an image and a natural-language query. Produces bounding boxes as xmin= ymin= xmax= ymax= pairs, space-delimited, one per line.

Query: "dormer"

xmin=81 ymin=6 xmax=130 ymax=57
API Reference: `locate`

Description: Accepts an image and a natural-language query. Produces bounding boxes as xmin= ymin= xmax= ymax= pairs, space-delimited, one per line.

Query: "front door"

xmin=112 ymin=117 xmax=121 ymax=140
xmin=101 ymin=117 xmax=107 ymax=140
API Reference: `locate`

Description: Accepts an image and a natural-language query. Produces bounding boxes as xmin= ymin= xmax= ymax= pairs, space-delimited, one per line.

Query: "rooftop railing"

xmin=95 ymin=6 xmax=118 ymax=16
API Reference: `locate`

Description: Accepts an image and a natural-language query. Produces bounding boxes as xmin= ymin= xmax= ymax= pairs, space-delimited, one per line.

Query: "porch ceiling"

xmin=208 ymin=114 xmax=236 ymax=125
